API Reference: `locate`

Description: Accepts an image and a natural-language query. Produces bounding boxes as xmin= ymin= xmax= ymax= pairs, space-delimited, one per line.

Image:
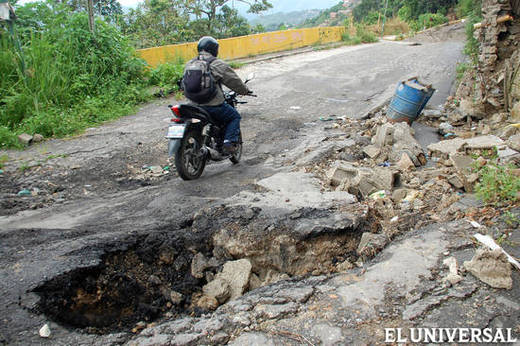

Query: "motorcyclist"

xmin=185 ymin=36 xmax=252 ymax=154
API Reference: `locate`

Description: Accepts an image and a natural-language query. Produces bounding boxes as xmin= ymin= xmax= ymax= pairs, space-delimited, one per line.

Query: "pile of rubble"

xmin=457 ymin=0 xmax=520 ymax=121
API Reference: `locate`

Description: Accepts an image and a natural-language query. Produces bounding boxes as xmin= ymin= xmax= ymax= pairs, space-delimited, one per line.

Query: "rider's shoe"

xmin=223 ymin=142 xmax=238 ymax=155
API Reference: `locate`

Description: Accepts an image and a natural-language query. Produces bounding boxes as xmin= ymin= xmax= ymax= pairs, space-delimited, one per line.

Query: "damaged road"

xmin=3 ymin=23 xmax=518 ymax=345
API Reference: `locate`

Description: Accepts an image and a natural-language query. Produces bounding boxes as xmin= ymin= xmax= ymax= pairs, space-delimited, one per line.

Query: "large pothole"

xmin=33 ymin=205 xmax=373 ymax=334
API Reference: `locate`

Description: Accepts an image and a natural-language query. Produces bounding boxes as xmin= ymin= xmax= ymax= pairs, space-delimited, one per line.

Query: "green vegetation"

xmin=228 ymin=61 xmax=245 ymax=69
xmin=0 ymin=0 xmax=276 ymax=149
xmin=0 ymin=154 xmax=8 ymax=169
xmin=475 ymin=161 xmax=520 ymax=206
xmin=460 ymin=0 xmax=482 ymax=64
xmin=1 ymin=1 xmax=149 ymax=148
xmin=342 ymin=24 xmax=378 ymax=45
xmin=149 ymin=58 xmax=185 ymax=93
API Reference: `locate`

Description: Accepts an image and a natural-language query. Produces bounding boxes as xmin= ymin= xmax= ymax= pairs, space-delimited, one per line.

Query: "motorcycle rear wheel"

xmin=230 ymin=132 xmax=242 ymax=164
xmin=175 ymin=129 xmax=207 ymax=180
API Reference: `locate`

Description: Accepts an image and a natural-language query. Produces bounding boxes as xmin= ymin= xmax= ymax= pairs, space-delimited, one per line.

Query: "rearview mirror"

xmin=245 ymin=73 xmax=256 ymax=83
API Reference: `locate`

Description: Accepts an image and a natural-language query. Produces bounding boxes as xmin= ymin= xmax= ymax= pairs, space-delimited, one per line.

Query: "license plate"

xmin=166 ymin=124 xmax=186 ymax=139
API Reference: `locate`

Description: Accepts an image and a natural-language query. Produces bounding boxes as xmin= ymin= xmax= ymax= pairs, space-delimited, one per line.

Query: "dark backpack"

xmin=182 ymin=55 xmax=217 ymax=104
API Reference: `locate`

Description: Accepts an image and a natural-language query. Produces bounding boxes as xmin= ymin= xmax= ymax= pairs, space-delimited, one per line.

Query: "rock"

xmin=32 ymin=134 xmax=44 ymax=143
xmin=169 ymin=291 xmax=183 ymax=305
xmin=443 ymin=257 xmax=462 ymax=285
xmin=363 ymin=145 xmax=381 ymax=159
xmin=39 ymin=323 xmax=51 ymax=338
xmin=229 ymin=332 xmax=276 ymax=346
xmin=148 ymin=275 xmax=161 ymax=285
xmin=128 ymin=334 xmax=171 ymax=346
xmin=392 ymin=188 xmax=408 ymax=203
xmin=196 ymin=295 xmax=219 ymax=311
xmin=274 ymin=286 xmax=314 ymax=303
xmin=219 ymin=259 xmax=252 ymax=300
xmin=459 ymin=98 xmax=485 ymax=119
xmin=438 ymin=122 xmax=454 ymax=134
xmin=330 ymin=163 xmax=397 ymax=197
xmin=464 ymin=249 xmax=513 ymax=289
xmin=448 ymin=175 xmax=464 ymax=189
xmin=328 ymin=164 xmax=359 ymax=187
xmin=248 ymin=273 xmax=262 ymax=291
xmin=203 ymin=278 xmax=231 ymax=304
xmin=336 ymin=260 xmax=354 ymax=271
xmin=210 ymin=332 xmax=230 ymax=344
xmin=263 ymin=269 xmax=290 ymax=286
xmin=497 ymin=146 xmax=519 ymax=160
xmin=169 ymin=333 xmax=202 ymax=346
xmin=191 ymin=253 xmax=218 ymax=279
xmin=450 ymin=154 xmax=474 ymax=175
xmin=397 ymin=152 xmax=416 ymax=171
xmin=428 ymin=138 xmax=466 ymax=156
xmin=422 ymin=109 xmax=443 ymax=118
xmin=357 ymin=233 xmax=388 ymax=257
xmin=512 ymin=101 xmax=520 ymax=121
xmin=18 ymin=133 xmax=33 ymax=145
xmin=312 ymin=324 xmax=344 ymax=346
xmin=500 ymin=125 xmax=518 ymax=139
xmin=507 ymin=134 xmax=520 ymax=151
xmin=464 ymin=135 xmax=504 ymax=150
xmin=193 ymin=318 xmax=226 ymax=333
xmin=254 ymin=302 xmax=299 ymax=319
xmin=373 ymin=123 xmax=395 ymax=148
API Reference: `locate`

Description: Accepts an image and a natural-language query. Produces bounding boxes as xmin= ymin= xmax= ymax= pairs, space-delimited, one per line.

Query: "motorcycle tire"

xmin=229 ymin=132 xmax=243 ymax=164
xmin=175 ymin=129 xmax=207 ymax=180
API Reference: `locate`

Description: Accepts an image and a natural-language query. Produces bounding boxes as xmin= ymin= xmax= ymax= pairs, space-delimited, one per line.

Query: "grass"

xmin=474 ymin=160 xmax=520 ymax=206
xmin=456 ymin=63 xmax=471 ymax=83
xmin=228 ymin=61 xmax=245 ymax=69
xmin=341 ymin=24 xmax=378 ymax=46
xmin=0 ymin=154 xmax=8 ymax=169
xmin=0 ymin=6 xmax=150 ymax=149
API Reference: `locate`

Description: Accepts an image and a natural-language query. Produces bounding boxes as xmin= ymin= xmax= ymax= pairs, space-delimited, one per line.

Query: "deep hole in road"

xmin=32 ymin=206 xmax=374 ymax=334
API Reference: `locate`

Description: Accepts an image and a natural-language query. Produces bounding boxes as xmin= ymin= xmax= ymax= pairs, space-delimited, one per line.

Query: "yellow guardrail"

xmin=137 ymin=26 xmax=346 ymax=68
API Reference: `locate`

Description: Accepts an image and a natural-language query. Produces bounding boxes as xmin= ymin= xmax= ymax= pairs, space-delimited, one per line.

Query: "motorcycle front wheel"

xmin=175 ymin=129 xmax=207 ymax=180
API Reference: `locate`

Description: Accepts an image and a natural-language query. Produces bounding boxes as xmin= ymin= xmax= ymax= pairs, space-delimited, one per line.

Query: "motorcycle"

xmin=166 ymin=74 xmax=256 ymax=180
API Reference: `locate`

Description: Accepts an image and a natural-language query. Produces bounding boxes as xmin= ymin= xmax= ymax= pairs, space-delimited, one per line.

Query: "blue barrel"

xmin=387 ymin=78 xmax=435 ymax=124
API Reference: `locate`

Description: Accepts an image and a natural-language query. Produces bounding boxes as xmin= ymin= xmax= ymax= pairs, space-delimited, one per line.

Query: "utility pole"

xmin=1 ymin=0 xmax=26 ymax=77
xmin=380 ymin=0 xmax=389 ymax=38
xmin=87 ymin=0 xmax=95 ymax=33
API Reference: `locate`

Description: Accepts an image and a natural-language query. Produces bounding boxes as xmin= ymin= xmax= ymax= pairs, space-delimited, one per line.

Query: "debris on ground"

xmin=39 ymin=324 xmax=51 ymax=338
xmin=464 ymin=248 xmax=513 ymax=289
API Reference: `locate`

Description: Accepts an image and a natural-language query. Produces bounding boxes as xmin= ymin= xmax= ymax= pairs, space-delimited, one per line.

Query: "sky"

xmin=116 ymin=0 xmax=340 ymax=14
xmin=17 ymin=0 xmax=341 ymax=18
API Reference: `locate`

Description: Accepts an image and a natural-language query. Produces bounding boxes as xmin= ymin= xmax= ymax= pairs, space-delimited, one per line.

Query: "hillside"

xmin=249 ymin=9 xmax=322 ymax=31
xmin=302 ymin=0 xmax=361 ymax=27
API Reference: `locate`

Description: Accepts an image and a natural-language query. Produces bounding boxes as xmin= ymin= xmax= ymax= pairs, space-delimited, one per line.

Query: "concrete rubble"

xmin=464 ymin=248 xmax=513 ymax=289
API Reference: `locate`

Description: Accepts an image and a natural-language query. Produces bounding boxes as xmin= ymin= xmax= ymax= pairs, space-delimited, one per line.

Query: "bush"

xmin=341 ymin=24 xmax=378 ymax=45
xmin=0 ymin=2 xmax=149 ymax=148
xmin=149 ymin=58 xmax=185 ymax=93
xmin=410 ymin=12 xmax=448 ymax=31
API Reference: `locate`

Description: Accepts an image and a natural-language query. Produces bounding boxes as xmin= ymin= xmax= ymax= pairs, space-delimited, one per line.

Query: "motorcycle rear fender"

xmin=168 ymin=122 xmax=204 ymax=157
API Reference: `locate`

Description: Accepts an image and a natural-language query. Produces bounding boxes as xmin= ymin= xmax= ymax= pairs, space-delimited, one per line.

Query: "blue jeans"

xmin=201 ymin=103 xmax=241 ymax=143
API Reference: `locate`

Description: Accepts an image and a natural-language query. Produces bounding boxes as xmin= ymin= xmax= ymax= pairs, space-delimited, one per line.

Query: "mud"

xmin=33 ymin=234 xmax=204 ymax=333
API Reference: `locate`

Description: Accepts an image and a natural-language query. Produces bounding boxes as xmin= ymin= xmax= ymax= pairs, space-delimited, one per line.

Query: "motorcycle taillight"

xmin=170 ymin=105 xmax=182 ymax=122
xmin=170 ymin=105 xmax=181 ymax=116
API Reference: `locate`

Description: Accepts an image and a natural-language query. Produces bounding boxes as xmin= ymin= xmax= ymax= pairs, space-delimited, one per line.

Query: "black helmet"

xmin=197 ymin=36 xmax=219 ymax=57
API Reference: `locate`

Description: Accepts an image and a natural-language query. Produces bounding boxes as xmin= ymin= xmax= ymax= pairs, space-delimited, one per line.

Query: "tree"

xmin=214 ymin=5 xmax=250 ymax=37
xmin=186 ymin=0 xmax=272 ymax=33
xmin=121 ymin=0 xmax=191 ymax=48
